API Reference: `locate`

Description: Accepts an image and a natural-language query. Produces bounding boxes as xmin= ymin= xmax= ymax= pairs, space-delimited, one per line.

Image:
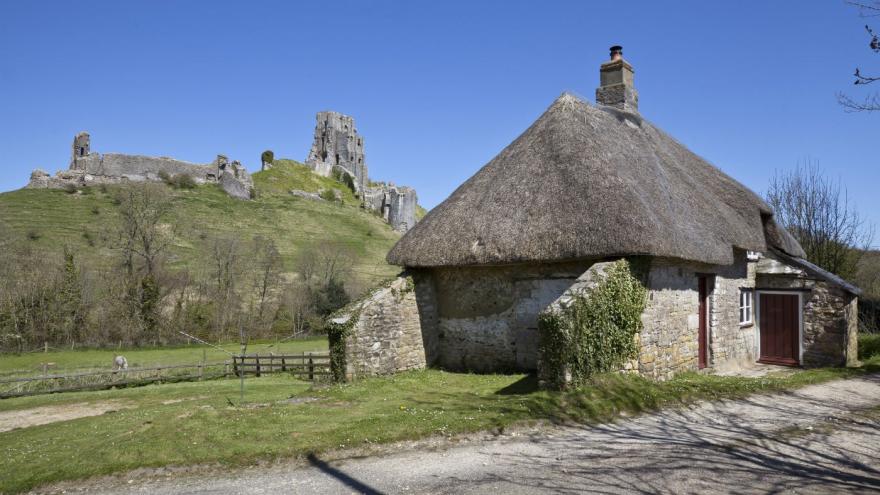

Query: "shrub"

xmin=342 ymin=172 xmax=356 ymax=194
xmin=538 ymin=258 xmax=648 ymax=389
xmin=158 ymin=170 xmax=172 ymax=184
xmin=26 ymin=229 xmax=41 ymax=241
xmin=249 ymin=187 xmax=258 ymax=200
xmin=63 ymin=183 xmax=79 ymax=194
xmin=90 ymin=205 xmax=100 ymax=215
xmin=319 ymin=189 xmax=337 ymax=202
xmin=172 ymin=174 xmax=196 ymax=189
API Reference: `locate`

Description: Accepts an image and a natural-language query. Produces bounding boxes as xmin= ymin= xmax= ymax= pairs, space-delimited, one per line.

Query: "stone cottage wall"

xmin=708 ymin=251 xmax=758 ymax=370
xmin=639 ymin=253 xmax=756 ymax=379
xmin=428 ymin=261 xmax=593 ymax=372
xmin=756 ymin=273 xmax=858 ymax=367
xmin=334 ymin=275 xmax=434 ymax=379
xmin=639 ymin=260 xmax=700 ymax=379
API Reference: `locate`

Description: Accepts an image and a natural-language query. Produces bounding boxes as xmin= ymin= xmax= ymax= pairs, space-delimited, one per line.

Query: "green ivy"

xmin=326 ymin=305 xmax=360 ymax=383
xmin=538 ymin=258 xmax=648 ymax=389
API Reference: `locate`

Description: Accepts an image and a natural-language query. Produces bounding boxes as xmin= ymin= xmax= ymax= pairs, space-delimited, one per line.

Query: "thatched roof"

xmin=388 ymin=93 xmax=805 ymax=267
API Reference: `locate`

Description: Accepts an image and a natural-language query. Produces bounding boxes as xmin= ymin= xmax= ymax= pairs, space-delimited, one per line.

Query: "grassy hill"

xmin=0 ymin=159 xmax=402 ymax=287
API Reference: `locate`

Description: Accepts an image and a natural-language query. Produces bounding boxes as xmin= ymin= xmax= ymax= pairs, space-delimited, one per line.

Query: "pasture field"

xmin=0 ymin=337 xmax=328 ymax=378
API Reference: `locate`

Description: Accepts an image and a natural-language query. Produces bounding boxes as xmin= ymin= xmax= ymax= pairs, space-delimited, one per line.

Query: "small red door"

xmin=759 ymin=293 xmax=800 ymax=366
xmin=698 ymin=276 xmax=708 ymax=369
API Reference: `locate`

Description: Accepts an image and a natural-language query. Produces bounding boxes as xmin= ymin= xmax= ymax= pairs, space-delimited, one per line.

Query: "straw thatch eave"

xmin=388 ymin=93 xmax=805 ymax=268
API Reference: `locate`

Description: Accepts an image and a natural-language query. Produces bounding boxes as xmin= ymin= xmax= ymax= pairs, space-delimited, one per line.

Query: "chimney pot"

xmin=610 ymin=45 xmax=623 ymax=60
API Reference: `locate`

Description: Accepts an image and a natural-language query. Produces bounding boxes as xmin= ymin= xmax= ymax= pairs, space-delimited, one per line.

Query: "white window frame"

xmin=739 ymin=289 xmax=753 ymax=326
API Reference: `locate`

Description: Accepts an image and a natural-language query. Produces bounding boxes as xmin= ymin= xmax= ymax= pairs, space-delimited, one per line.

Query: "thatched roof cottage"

xmin=329 ymin=47 xmax=860 ymax=383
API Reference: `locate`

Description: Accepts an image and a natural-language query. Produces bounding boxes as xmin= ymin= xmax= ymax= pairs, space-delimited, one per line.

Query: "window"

xmin=739 ymin=290 xmax=753 ymax=325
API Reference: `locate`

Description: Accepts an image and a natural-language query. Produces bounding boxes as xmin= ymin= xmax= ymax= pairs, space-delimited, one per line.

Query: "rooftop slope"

xmin=389 ymin=93 xmax=805 ymax=267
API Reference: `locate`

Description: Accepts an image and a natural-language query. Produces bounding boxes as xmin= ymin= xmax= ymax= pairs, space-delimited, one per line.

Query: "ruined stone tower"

xmin=70 ymin=132 xmax=91 ymax=170
xmin=305 ymin=111 xmax=367 ymax=193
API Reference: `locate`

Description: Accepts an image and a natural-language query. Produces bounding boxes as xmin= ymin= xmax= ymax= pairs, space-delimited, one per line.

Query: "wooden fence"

xmin=232 ymin=353 xmax=331 ymax=379
xmin=0 ymin=352 xmax=331 ymax=399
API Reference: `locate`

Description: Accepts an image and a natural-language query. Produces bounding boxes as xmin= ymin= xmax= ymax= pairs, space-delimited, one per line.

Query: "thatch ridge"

xmin=389 ymin=93 xmax=805 ymax=267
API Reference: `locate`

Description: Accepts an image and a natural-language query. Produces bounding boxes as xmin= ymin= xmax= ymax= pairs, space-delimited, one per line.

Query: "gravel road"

xmin=41 ymin=374 xmax=880 ymax=494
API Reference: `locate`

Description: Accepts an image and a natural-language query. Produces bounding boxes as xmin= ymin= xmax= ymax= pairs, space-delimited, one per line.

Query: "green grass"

xmin=0 ymin=159 xmax=401 ymax=285
xmin=253 ymin=159 xmax=359 ymax=205
xmin=0 ymin=337 xmax=328 ymax=377
xmin=1 ymin=342 xmax=878 ymax=494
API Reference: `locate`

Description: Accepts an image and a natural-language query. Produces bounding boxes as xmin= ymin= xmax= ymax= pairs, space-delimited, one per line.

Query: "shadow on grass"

xmin=495 ymin=374 xmax=539 ymax=395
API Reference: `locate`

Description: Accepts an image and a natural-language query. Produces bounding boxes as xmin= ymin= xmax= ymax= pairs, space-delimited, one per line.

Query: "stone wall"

xmin=638 ymin=253 xmax=756 ymax=379
xmin=427 ymin=261 xmax=592 ymax=372
xmin=331 ymin=275 xmax=436 ymax=379
xmin=756 ymin=263 xmax=858 ymax=367
xmin=638 ymin=259 xmax=701 ymax=379
xmin=708 ymin=251 xmax=758 ymax=370
xmin=27 ymin=133 xmax=253 ymax=200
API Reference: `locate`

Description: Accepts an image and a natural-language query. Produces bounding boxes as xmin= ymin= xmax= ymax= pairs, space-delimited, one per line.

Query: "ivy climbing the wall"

xmin=538 ymin=258 xmax=648 ymax=389
xmin=326 ymin=305 xmax=360 ymax=383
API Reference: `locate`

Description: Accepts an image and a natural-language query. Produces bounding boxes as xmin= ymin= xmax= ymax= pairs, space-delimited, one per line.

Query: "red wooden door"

xmin=758 ymin=293 xmax=800 ymax=366
xmin=698 ymin=276 xmax=708 ymax=369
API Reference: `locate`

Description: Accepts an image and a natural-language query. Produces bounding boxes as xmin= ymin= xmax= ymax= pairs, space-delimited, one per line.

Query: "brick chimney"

xmin=596 ymin=45 xmax=638 ymax=111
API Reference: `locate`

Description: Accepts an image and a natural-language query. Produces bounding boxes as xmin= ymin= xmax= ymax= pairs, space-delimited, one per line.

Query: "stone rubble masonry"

xmin=304 ymin=110 xmax=419 ymax=232
xmin=332 ymin=274 xmax=435 ymax=379
xmin=27 ymin=133 xmax=254 ymax=200
xmin=756 ymin=252 xmax=859 ymax=368
xmin=335 ymin=254 xmax=854 ymax=380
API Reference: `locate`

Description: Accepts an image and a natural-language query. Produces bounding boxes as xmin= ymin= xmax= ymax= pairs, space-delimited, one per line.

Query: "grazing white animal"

xmin=112 ymin=355 xmax=128 ymax=371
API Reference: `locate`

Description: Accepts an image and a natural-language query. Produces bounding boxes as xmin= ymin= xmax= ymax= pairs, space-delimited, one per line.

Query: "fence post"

xmin=308 ymin=353 xmax=314 ymax=381
xmin=198 ymin=363 xmax=203 ymax=381
xmin=233 ymin=357 xmax=238 ymax=377
xmin=225 ymin=361 xmax=230 ymax=377
xmin=281 ymin=357 xmax=287 ymax=372
xmin=255 ymin=355 xmax=261 ymax=377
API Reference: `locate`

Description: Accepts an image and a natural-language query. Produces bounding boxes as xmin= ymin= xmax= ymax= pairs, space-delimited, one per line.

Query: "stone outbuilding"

xmin=329 ymin=46 xmax=860 ymax=382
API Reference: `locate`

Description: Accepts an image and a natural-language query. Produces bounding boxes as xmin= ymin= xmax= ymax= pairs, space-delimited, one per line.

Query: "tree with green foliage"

xmin=261 ymin=150 xmax=274 ymax=168
xmin=314 ymin=278 xmax=350 ymax=317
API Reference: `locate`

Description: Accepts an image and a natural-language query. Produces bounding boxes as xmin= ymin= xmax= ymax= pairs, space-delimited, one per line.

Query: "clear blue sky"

xmin=1 ymin=1 xmax=878 ymax=240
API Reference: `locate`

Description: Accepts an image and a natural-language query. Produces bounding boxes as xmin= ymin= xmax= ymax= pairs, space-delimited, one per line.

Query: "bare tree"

xmin=766 ymin=163 xmax=874 ymax=281
xmin=281 ymin=281 xmax=317 ymax=337
xmin=210 ymin=234 xmax=247 ymax=340
xmin=109 ymin=184 xmax=173 ymax=340
xmin=251 ymin=235 xmax=283 ymax=328
xmin=839 ymin=2 xmax=880 ymax=111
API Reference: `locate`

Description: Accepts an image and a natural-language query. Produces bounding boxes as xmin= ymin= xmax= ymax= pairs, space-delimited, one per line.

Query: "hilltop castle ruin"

xmin=28 ymin=132 xmax=254 ymax=200
xmin=304 ymin=111 xmax=418 ymax=233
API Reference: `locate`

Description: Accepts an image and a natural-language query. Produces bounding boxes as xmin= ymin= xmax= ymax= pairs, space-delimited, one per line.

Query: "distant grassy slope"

xmin=0 ymin=159 xmax=401 ymax=284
